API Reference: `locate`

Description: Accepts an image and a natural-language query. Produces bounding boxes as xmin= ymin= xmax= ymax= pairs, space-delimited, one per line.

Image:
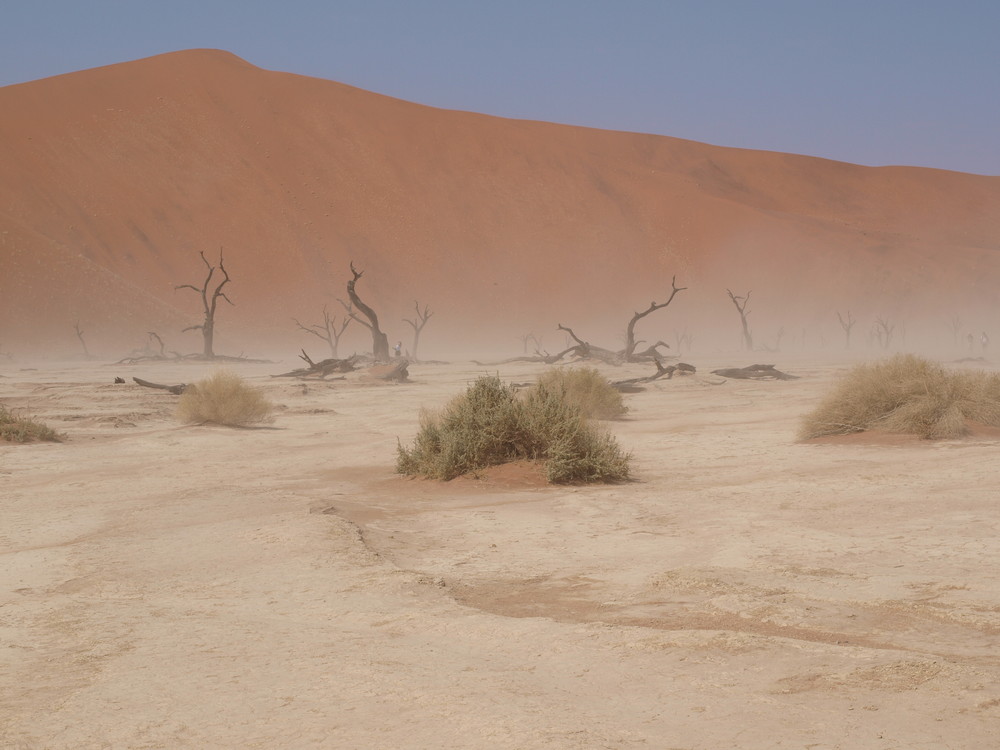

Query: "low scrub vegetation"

xmin=0 ymin=405 xmax=60 ymax=443
xmin=177 ymin=371 xmax=275 ymax=427
xmin=396 ymin=375 xmax=631 ymax=483
xmin=800 ymin=354 xmax=1000 ymax=440
xmin=535 ymin=366 xmax=627 ymax=419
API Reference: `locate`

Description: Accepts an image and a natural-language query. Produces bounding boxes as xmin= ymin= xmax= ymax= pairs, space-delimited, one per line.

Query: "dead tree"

xmin=836 ymin=311 xmax=856 ymax=349
xmin=674 ymin=329 xmax=693 ymax=354
xmin=758 ymin=330 xmax=786 ymax=353
xmin=873 ymin=317 xmax=894 ymax=350
xmin=623 ymin=276 xmax=687 ymax=361
xmin=341 ymin=262 xmax=390 ymax=362
xmin=73 ymin=321 xmax=92 ymax=359
xmin=726 ymin=289 xmax=753 ymax=351
xmin=518 ymin=333 xmax=541 ymax=354
xmin=294 ymin=305 xmax=351 ymax=358
xmin=949 ymin=316 xmax=963 ymax=347
xmin=556 ymin=324 xmax=624 ymax=364
xmin=403 ymin=302 xmax=434 ymax=362
xmin=176 ymin=249 xmax=232 ymax=358
xmin=147 ymin=331 xmax=167 ymax=357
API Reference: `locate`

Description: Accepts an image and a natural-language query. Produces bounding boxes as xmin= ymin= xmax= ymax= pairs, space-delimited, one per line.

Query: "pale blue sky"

xmin=2 ymin=1 xmax=997 ymax=174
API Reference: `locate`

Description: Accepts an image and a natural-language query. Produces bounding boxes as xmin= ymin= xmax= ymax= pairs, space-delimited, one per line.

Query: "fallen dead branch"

xmin=710 ymin=364 xmax=798 ymax=380
xmin=273 ymin=350 xmax=361 ymax=379
xmin=133 ymin=377 xmax=189 ymax=395
xmin=612 ymin=361 xmax=696 ymax=391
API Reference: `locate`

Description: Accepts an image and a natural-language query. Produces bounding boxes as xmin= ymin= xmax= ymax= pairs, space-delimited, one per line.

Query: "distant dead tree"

xmin=518 ymin=332 xmax=542 ymax=354
xmin=341 ymin=262 xmax=390 ymax=362
xmin=873 ymin=316 xmax=895 ymax=350
xmin=294 ymin=305 xmax=352 ymax=359
xmin=403 ymin=302 xmax=434 ymax=362
xmin=836 ymin=311 xmax=856 ymax=349
xmin=147 ymin=331 xmax=167 ymax=357
xmin=484 ymin=277 xmax=685 ymax=366
xmin=623 ymin=276 xmax=687 ymax=361
xmin=949 ymin=316 xmax=963 ymax=347
xmin=774 ymin=326 xmax=786 ymax=351
xmin=673 ymin=328 xmax=693 ymax=354
xmin=73 ymin=321 xmax=92 ymax=359
xmin=175 ymin=249 xmax=232 ymax=358
xmin=726 ymin=289 xmax=753 ymax=351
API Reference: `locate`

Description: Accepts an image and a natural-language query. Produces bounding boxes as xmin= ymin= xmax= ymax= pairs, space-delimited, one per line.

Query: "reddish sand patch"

xmin=447 ymin=459 xmax=551 ymax=488
xmin=806 ymin=420 xmax=1000 ymax=446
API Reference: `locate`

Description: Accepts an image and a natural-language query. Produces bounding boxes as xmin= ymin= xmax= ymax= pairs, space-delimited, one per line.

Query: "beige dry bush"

xmin=535 ymin=366 xmax=627 ymax=420
xmin=800 ymin=354 xmax=1000 ymax=440
xmin=176 ymin=371 xmax=274 ymax=427
xmin=396 ymin=375 xmax=630 ymax=483
xmin=0 ymin=405 xmax=60 ymax=443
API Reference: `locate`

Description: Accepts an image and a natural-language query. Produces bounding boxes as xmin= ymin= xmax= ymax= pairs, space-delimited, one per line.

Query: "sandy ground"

xmin=2 ymin=354 xmax=999 ymax=749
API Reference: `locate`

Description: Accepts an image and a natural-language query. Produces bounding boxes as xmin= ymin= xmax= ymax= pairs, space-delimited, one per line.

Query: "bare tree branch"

xmin=403 ymin=301 xmax=434 ymax=361
xmin=175 ymin=248 xmax=233 ymax=357
xmin=726 ymin=289 xmax=753 ymax=351
xmin=346 ymin=262 xmax=389 ymax=361
xmin=623 ymin=276 xmax=687 ymax=360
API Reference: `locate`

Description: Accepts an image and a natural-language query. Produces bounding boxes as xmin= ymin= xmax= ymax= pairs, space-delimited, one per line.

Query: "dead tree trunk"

xmin=73 ymin=321 xmax=92 ymax=359
xmin=556 ymin=323 xmax=624 ymax=364
xmin=176 ymin=249 xmax=233 ymax=358
xmin=294 ymin=305 xmax=351 ymax=358
xmin=623 ymin=276 xmax=687 ymax=361
xmin=342 ymin=263 xmax=390 ymax=362
xmin=403 ymin=301 xmax=433 ymax=362
xmin=518 ymin=333 xmax=542 ymax=354
xmin=949 ymin=316 xmax=962 ymax=348
xmin=726 ymin=289 xmax=753 ymax=351
xmin=147 ymin=332 xmax=167 ymax=357
xmin=874 ymin=317 xmax=895 ymax=350
xmin=836 ymin=311 xmax=856 ymax=350
xmin=674 ymin=329 xmax=693 ymax=354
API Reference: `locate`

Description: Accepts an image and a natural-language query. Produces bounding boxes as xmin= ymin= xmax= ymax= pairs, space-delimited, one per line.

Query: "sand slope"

xmin=2 ymin=356 xmax=999 ymax=748
xmin=2 ymin=50 xmax=1000 ymax=357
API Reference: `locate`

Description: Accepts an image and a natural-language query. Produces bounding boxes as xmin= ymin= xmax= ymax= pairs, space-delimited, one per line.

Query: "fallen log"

xmin=710 ymin=364 xmax=798 ymax=380
xmin=364 ymin=359 xmax=409 ymax=382
xmin=133 ymin=377 xmax=188 ymax=395
xmin=612 ymin=361 xmax=696 ymax=391
xmin=272 ymin=351 xmax=361 ymax=379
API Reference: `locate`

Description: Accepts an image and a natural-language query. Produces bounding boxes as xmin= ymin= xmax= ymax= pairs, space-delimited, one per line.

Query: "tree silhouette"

xmin=176 ymin=249 xmax=232 ymax=358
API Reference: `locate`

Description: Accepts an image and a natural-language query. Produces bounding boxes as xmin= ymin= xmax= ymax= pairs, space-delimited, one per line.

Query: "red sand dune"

xmin=2 ymin=49 xmax=999 ymax=357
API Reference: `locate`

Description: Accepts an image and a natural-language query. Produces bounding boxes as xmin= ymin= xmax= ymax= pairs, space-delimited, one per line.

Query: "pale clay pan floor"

xmin=2 ymin=354 xmax=999 ymax=749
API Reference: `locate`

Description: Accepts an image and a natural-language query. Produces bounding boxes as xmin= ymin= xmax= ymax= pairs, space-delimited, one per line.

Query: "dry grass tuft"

xmin=800 ymin=354 xmax=1000 ymax=440
xmin=0 ymin=405 xmax=61 ymax=443
xmin=177 ymin=371 xmax=275 ymax=427
xmin=396 ymin=374 xmax=631 ymax=483
xmin=535 ymin=366 xmax=627 ymax=420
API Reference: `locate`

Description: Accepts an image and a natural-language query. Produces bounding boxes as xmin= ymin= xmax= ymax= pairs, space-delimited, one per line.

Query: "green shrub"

xmin=800 ymin=354 xmax=1000 ymax=440
xmin=0 ymin=405 xmax=61 ymax=443
xmin=535 ymin=366 xmax=627 ymax=419
xmin=176 ymin=371 xmax=275 ymax=427
xmin=397 ymin=375 xmax=631 ymax=483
